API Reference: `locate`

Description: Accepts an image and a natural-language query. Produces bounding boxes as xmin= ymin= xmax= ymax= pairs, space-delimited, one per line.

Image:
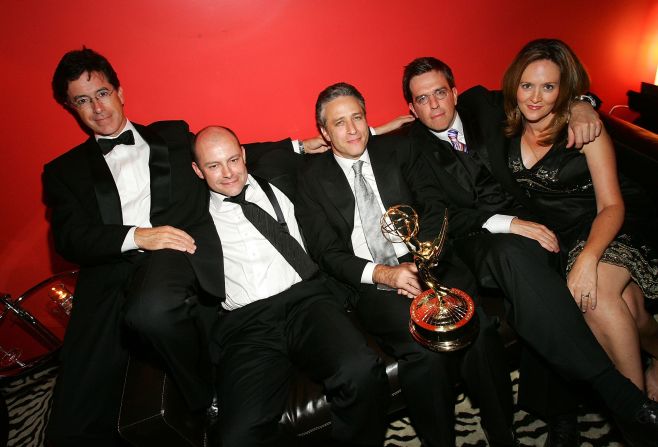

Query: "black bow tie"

xmin=98 ymin=130 xmax=135 ymax=155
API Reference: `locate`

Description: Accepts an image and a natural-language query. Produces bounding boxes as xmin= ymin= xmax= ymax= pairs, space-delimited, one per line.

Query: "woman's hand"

xmin=567 ymin=251 xmax=599 ymax=312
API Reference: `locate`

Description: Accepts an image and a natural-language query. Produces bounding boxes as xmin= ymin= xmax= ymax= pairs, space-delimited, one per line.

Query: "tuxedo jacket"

xmin=43 ymin=121 xmax=209 ymax=349
xmin=295 ymin=134 xmax=449 ymax=289
xmin=408 ymin=86 xmax=536 ymax=237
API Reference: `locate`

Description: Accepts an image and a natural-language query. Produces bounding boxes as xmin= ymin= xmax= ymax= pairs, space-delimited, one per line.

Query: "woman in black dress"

xmin=501 ymin=39 xmax=658 ymax=399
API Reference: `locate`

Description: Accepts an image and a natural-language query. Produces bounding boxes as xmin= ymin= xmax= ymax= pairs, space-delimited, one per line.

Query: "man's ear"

xmin=191 ymin=162 xmax=204 ymax=180
xmin=320 ymin=127 xmax=331 ymax=143
xmin=452 ymin=87 xmax=459 ymax=106
xmin=408 ymin=103 xmax=418 ymax=118
xmin=117 ymin=86 xmax=125 ymax=106
xmin=241 ymin=146 xmax=247 ymax=163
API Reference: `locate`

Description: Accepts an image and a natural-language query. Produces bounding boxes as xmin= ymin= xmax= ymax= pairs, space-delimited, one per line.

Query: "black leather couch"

xmin=117 ymin=113 xmax=658 ymax=447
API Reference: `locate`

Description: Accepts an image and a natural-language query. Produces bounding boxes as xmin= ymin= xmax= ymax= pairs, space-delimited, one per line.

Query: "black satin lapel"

xmin=187 ymin=218 xmax=225 ymax=299
xmin=319 ymin=155 xmax=355 ymax=229
xmin=86 ymin=139 xmax=123 ymax=225
xmin=135 ymin=123 xmax=171 ymax=218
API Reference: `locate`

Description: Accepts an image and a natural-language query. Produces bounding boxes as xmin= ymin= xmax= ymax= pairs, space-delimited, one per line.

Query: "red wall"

xmin=1 ymin=0 xmax=657 ymax=297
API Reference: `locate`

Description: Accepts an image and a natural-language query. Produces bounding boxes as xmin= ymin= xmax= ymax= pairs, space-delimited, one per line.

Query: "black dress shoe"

xmin=616 ymin=398 xmax=658 ymax=447
xmin=544 ymin=413 xmax=579 ymax=447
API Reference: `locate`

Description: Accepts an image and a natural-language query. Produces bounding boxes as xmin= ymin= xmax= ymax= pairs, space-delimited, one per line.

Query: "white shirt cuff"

xmin=291 ymin=139 xmax=301 ymax=154
xmin=369 ymin=126 xmax=377 ymax=136
xmin=361 ymin=262 xmax=376 ymax=284
xmin=482 ymin=214 xmax=516 ymax=233
xmin=121 ymin=227 xmax=139 ymax=252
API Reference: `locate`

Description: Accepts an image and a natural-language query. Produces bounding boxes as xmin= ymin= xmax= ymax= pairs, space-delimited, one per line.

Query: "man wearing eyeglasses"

xmin=43 ymin=48 xmax=213 ymax=447
xmin=401 ymin=57 xmax=658 ymax=447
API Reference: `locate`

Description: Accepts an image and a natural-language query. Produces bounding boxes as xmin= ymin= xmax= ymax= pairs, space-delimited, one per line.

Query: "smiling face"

xmin=320 ymin=95 xmax=369 ymax=160
xmin=192 ymin=127 xmax=248 ymax=197
xmin=516 ymin=59 xmax=561 ymax=128
xmin=66 ymin=71 xmax=126 ymax=136
xmin=407 ymin=70 xmax=458 ymax=132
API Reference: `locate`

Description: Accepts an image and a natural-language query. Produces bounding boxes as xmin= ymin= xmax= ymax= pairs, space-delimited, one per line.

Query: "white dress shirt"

xmin=208 ymin=175 xmax=305 ymax=311
xmin=430 ymin=113 xmax=515 ymax=233
xmin=333 ymin=150 xmax=409 ymax=284
xmin=96 ymin=120 xmax=152 ymax=251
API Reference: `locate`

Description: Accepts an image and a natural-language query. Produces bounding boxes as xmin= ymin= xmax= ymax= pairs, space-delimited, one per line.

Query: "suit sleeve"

xmin=295 ymin=169 xmax=369 ymax=288
xmin=393 ymin=136 xmax=452 ymax=241
xmin=459 ymin=85 xmax=504 ymax=112
xmin=244 ymin=138 xmax=294 ymax=166
xmin=43 ymin=163 xmax=131 ymax=266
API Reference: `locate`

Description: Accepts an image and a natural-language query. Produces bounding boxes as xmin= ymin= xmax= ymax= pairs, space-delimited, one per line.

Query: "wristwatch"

xmin=298 ymin=140 xmax=305 ymax=155
xmin=574 ymin=94 xmax=597 ymax=108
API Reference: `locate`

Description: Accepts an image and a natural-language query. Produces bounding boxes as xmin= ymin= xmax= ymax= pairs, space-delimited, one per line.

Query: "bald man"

xmin=129 ymin=126 xmax=390 ymax=447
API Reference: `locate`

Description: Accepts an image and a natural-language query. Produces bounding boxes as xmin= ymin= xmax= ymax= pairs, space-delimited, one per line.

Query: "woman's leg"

xmin=582 ymin=262 xmax=645 ymax=390
xmin=622 ymin=282 xmax=658 ymax=400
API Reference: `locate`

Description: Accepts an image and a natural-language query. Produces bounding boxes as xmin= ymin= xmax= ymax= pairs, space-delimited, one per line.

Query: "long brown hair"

xmin=502 ymin=39 xmax=590 ymax=145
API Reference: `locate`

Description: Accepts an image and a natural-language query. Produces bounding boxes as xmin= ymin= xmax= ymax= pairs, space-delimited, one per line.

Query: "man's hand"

xmin=134 ymin=226 xmax=196 ymax=253
xmin=373 ymin=262 xmax=422 ymax=297
xmin=567 ymin=101 xmax=602 ymax=149
xmin=373 ymin=114 xmax=416 ymax=135
xmin=509 ymin=218 xmax=559 ymax=253
xmin=302 ymin=136 xmax=331 ymax=154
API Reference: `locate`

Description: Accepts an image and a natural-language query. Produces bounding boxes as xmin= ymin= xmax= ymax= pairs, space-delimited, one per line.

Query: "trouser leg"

xmin=356 ymin=285 xmax=457 ymax=447
xmin=454 ymin=234 xmax=647 ymax=419
xmin=286 ymin=282 xmax=389 ymax=445
xmin=124 ymin=249 xmax=217 ymax=411
xmin=47 ymin=264 xmax=135 ymax=447
xmin=518 ymin=346 xmax=580 ymax=418
xmin=460 ymin=309 xmax=515 ymax=445
xmin=454 ymin=234 xmax=613 ymax=382
xmin=212 ymin=298 xmax=294 ymax=447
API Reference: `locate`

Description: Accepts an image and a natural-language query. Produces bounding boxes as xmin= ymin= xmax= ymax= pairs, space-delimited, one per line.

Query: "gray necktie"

xmin=352 ymin=160 xmax=398 ymax=266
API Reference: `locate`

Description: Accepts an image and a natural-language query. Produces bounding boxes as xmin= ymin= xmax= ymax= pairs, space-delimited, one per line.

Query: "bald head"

xmin=192 ymin=126 xmax=248 ymax=197
xmin=193 ymin=126 xmax=241 ymax=161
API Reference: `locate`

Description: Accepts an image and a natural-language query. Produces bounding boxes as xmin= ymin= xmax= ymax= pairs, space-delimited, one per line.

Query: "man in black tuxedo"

xmin=43 ymin=48 xmax=211 ymax=446
xmin=401 ymin=56 xmax=658 ymax=446
xmin=295 ymin=82 xmax=516 ymax=447
xmin=173 ymin=125 xmax=388 ymax=446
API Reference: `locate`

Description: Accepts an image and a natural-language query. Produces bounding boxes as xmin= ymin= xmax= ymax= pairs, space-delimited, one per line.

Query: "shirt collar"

xmin=333 ymin=149 xmax=372 ymax=178
xmin=94 ymin=120 xmax=135 ymax=141
xmin=209 ymin=174 xmax=255 ymax=211
xmin=430 ymin=113 xmax=466 ymax=143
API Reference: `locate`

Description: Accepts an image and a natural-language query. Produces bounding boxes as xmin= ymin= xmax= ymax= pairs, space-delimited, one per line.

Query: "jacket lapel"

xmin=187 ymin=217 xmax=225 ymax=299
xmin=368 ymin=140 xmax=402 ymax=209
xmin=413 ymin=124 xmax=474 ymax=194
xmin=85 ymin=138 xmax=123 ymax=225
xmin=134 ymin=123 xmax=171 ymax=219
xmin=318 ymin=153 xmax=355 ymax=230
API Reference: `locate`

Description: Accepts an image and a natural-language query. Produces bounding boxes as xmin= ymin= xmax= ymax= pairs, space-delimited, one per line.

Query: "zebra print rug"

xmin=0 ymin=366 xmax=623 ymax=446
xmin=385 ymin=370 xmax=624 ymax=446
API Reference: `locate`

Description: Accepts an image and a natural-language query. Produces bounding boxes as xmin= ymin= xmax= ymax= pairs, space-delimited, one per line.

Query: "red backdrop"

xmin=1 ymin=0 xmax=658 ymax=297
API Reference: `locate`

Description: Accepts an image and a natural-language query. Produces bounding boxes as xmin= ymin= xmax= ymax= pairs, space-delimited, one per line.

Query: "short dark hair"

xmin=502 ymin=38 xmax=590 ymax=145
xmin=402 ymin=57 xmax=455 ymax=104
xmin=315 ymin=82 xmax=366 ymax=130
xmin=52 ymin=47 xmax=120 ymax=106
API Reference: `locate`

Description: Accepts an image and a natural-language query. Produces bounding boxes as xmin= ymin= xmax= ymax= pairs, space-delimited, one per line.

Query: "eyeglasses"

xmin=69 ymin=88 xmax=115 ymax=109
xmin=414 ymin=88 xmax=450 ymax=106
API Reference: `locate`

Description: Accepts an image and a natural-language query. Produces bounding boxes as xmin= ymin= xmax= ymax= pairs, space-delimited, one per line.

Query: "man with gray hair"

xmin=296 ymin=82 xmax=516 ymax=447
